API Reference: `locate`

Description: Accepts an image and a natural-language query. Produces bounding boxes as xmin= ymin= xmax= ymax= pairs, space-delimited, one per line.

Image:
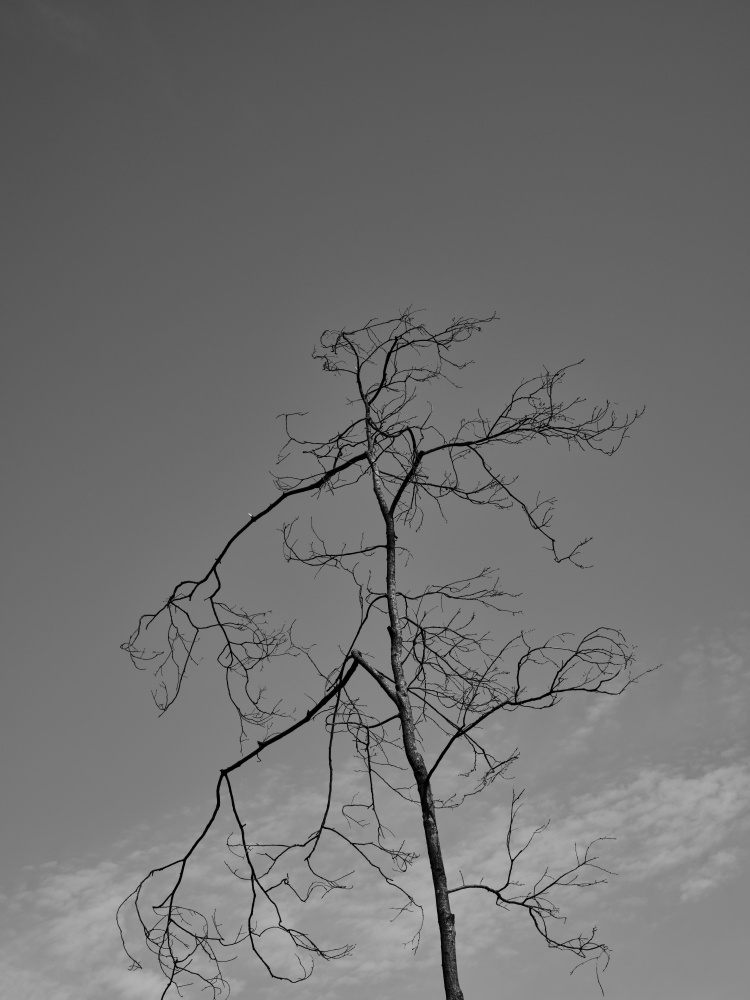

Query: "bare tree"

xmin=119 ymin=311 xmax=649 ymax=1000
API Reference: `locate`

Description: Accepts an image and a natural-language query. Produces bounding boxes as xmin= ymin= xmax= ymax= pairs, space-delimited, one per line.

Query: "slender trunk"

xmin=369 ymin=452 xmax=464 ymax=1000
xmin=412 ymin=755 xmax=464 ymax=1000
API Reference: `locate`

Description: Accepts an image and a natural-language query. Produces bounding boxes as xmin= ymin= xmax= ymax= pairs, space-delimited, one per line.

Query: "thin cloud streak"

xmin=2 ymin=628 xmax=748 ymax=997
xmin=6 ymin=758 xmax=746 ymax=998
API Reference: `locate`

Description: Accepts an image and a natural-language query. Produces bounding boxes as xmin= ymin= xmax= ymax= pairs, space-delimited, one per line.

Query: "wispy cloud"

xmin=0 ymin=781 xmax=437 ymax=1000
xmin=557 ymin=695 xmax=621 ymax=755
xmin=3 ymin=627 xmax=748 ymax=997
xmin=1 ymin=854 xmax=166 ymax=1000
xmin=548 ymin=761 xmax=750 ymax=896
xmin=676 ymin=625 xmax=750 ymax=736
xmin=11 ymin=756 xmax=746 ymax=1000
xmin=678 ymin=848 xmax=738 ymax=902
xmin=447 ymin=740 xmax=750 ymax=902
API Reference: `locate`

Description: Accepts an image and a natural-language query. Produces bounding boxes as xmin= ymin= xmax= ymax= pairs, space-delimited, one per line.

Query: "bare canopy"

xmin=120 ymin=311 xmax=648 ymax=999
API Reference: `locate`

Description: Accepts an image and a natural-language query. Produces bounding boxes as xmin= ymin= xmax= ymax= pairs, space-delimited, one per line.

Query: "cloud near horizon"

xmin=2 ymin=628 xmax=749 ymax=998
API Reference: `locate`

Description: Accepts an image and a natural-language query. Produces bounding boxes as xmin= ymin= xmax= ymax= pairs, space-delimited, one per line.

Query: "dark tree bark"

xmin=370 ymin=457 xmax=464 ymax=999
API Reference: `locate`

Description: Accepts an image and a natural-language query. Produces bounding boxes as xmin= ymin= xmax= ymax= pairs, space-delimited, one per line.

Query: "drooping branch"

xmin=118 ymin=654 xmax=361 ymax=994
xmin=120 ymin=447 xmax=370 ymax=724
xmin=449 ymin=789 xmax=616 ymax=993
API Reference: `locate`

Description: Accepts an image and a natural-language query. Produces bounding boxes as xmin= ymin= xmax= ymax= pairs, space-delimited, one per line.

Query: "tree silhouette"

xmin=120 ymin=311 xmax=649 ymax=999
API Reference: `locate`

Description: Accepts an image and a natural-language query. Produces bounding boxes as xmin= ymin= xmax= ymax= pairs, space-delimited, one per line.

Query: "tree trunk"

xmin=415 ymin=763 xmax=464 ymax=1000
xmin=370 ymin=450 xmax=464 ymax=1000
xmin=390 ymin=632 xmax=464 ymax=1000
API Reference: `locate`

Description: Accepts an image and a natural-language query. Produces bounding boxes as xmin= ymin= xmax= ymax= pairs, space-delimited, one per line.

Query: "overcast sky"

xmin=1 ymin=2 xmax=748 ymax=999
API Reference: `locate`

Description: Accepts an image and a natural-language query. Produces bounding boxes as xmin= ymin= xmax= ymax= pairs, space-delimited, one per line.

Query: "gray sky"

xmin=1 ymin=2 xmax=748 ymax=998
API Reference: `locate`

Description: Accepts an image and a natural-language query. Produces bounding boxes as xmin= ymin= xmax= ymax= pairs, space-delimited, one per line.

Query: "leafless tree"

xmin=119 ymin=311 xmax=650 ymax=1000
